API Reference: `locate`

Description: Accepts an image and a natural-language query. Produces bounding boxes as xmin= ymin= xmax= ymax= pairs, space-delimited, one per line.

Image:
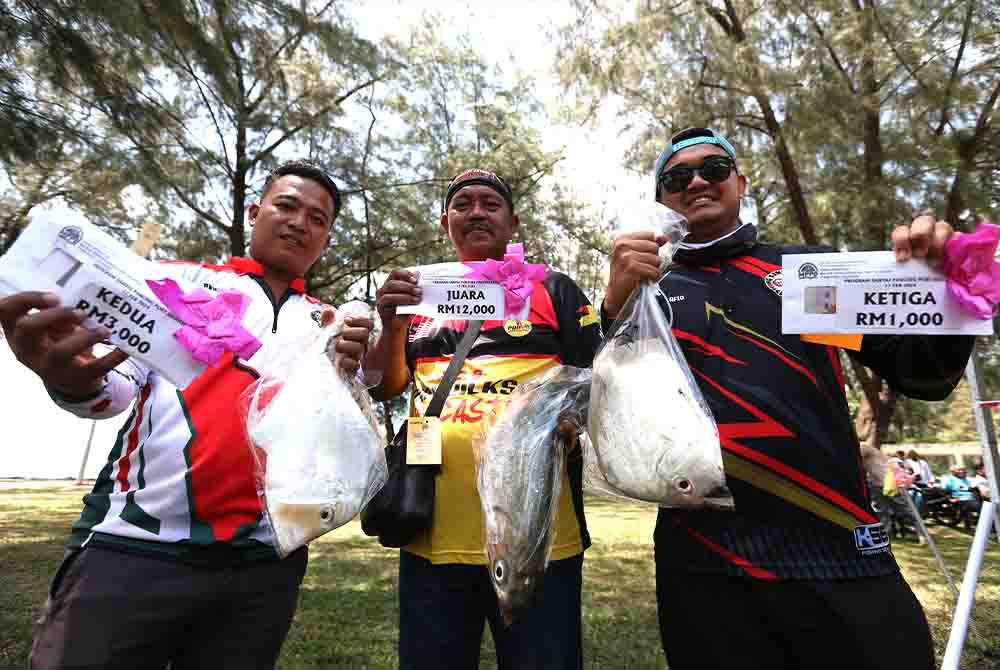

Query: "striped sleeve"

xmin=49 ymin=356 xmax=150 ymax=419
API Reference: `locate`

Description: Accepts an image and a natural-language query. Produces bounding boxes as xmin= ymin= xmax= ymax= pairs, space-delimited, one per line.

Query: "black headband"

xmin=443 ymin=170 xmax=514 ymax=213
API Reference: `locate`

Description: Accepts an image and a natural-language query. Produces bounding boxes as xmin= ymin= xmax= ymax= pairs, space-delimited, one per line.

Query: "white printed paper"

xmin=0 ymin=212 xmax=205 ymax=387
xmin=782 ymin=251 xmax=993 ymax=336
xmin=396 ymin=262 xmax=517 ymax=320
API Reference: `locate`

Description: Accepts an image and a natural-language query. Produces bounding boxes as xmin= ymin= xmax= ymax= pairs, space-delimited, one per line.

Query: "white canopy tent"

xmin=0 ymin=342 xmax=128 ymax=480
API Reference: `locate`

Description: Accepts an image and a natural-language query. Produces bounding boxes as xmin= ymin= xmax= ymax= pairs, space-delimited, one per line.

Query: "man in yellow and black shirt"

xmin=369 ymin=169 xmax=601 ymax=669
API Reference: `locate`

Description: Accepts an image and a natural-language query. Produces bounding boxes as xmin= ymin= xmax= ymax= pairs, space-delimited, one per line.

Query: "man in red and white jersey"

xmin=0 ymin=161 xmax=373 ymax=669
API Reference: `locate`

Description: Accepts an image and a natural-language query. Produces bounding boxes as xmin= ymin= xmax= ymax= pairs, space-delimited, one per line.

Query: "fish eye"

xmin=494 ymin=562 xmax=505 ymax=584
xmin=675 ymin=478 xmax=693 ymax=494
xmin=320 ymin=507 xmax=333 ymax=522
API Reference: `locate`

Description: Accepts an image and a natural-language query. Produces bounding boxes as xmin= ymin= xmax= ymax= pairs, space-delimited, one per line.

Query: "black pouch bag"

xmin=361 ymin=321 xmax=481 ymax=548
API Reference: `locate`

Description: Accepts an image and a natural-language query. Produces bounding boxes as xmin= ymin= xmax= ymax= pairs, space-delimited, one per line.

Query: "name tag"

xmin=406 ymin=417 xmax=443 ymax=465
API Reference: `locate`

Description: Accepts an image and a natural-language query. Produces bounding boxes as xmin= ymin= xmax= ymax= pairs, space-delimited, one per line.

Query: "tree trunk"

xmin=847 ymin=1 xmax=896 ymax=446
xmin=709 ymin=0 xmax=818 ymax=245
xmin=859 ymin=0 xmax=888 ymax=248
xmin=230 ymin=165 xmax=247 ymax=258
xmin=872 ymin=386 xmax=897 ymax=450
xmin=853 ymin=371 xmax=898 ymax=449
xmin=231 ymin=116 xmax=249 ymax=258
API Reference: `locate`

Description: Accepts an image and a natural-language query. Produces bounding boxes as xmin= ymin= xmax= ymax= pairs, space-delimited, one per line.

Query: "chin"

xmin=458 ymin=243 xmax=505 ymax=261
xmin=262 ymin=253 xmax=308 ymax=278
xmin=688 ymin=220 xmax=740 ymax=242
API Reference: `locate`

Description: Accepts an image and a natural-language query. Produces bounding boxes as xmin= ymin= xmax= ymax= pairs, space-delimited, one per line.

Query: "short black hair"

xmin=261 ymin=160 xmax=342 ymax=221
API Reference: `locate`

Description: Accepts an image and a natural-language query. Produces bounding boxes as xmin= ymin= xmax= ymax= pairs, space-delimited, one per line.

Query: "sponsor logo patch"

xmin=764 ymin=270 xmax=783 ymax=296
xmin=853 ymin=523 xmax=891 ymax=556
xmin=797 ymin=262 xmax=819 ymax=280
xmin=504 ymin=320 xmax=532 ymax=337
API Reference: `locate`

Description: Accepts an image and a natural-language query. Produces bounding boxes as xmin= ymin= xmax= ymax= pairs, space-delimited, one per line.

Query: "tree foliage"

xmin=3 ymin=3 xmax=588 ymax=304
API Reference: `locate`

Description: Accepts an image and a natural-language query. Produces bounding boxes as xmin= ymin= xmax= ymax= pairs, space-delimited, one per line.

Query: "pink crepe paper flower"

xmin=147 ymin=278 xmax=262 ymax=365
xmin=463 ymin=243 xmax=547 ymax=317
xmin=942 ymin=221 xmax=1000 ymax=320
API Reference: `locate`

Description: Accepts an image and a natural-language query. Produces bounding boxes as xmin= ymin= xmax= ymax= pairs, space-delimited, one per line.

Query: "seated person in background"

xmin=969 ymin=462 xmax=991 ymax=502
xmin=941 ymin=465 xmax=982 ymax=517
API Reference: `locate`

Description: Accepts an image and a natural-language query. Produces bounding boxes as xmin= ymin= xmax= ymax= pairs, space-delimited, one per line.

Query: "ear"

xmin=248 ymin=203 xmax=260 ymax=224
xmin=439 ymin=213 xmax=451 ymax=238
xmin=509 ymin=214 xmax=521 ymax=236
xmin=736 ymin=174 xmax=748 ymax=199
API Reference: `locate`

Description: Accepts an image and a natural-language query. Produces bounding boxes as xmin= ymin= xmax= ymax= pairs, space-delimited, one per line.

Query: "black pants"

xmin=30 ymin=544 xmax=308 ymax=670
xmin=655 ymin=568 xmax=935 ymax=670
xmin=398 ymin=550 xmax=583 ymax=670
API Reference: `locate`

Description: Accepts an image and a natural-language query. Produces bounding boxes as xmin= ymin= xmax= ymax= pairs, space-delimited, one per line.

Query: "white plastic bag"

xmin=243 ymin=301 xmax=388 ymax=556
xmin=586 ymin=204 xmax=733 ymax=509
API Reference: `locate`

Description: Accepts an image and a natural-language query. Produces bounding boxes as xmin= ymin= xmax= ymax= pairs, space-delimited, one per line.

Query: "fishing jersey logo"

xmin=504 ymin=320 xmax=532 ymax=337
xmin=764 ymin=270 xmax=783 ymax=296
xmin=311 ymin=309 xmax=324 ymax=326
xmin=853 ymin=523 xmax=890 ymax=556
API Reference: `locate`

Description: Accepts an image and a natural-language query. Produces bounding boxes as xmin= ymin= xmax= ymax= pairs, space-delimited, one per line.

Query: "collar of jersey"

xmin=226 ymin=256 xmax=306 ymax=293
xmin=673 ymin=222 xmax=758 ymax=265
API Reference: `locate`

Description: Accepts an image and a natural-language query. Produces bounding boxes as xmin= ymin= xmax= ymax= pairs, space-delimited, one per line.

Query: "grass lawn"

xmin=1 ymin=483 xmax=998 ymax=669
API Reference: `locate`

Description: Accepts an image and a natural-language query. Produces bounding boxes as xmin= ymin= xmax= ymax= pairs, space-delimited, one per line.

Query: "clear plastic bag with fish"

xmin=586 ymin=203 xmax=733 ymax=509
xmin=242 ymin=301 xmax=389 ymax=557
xmin=475 ymin=365 xmax=591 ymax=625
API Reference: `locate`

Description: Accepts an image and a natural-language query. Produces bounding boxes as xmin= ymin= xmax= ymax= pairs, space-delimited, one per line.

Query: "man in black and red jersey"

xmin=369 ymin=169 xmax=601 ymax=669
xmin=604 ymin=127 xmax=974 ymax=670
xmin=0 ymin=161 xmax=373 ymax=669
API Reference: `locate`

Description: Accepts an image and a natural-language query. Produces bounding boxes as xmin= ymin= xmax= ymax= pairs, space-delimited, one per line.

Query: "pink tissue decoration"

xmin=147 ymin=278 xmax=262 ymax=365
xmin=463 ymin=243 xmax=547 ymax=317
xmin=942 ymin=221 xmax=1000 ymax=320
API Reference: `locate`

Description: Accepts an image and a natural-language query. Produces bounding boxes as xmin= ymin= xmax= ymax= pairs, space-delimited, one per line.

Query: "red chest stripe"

xmin=180 ymin=355 xmax=262 ymax=541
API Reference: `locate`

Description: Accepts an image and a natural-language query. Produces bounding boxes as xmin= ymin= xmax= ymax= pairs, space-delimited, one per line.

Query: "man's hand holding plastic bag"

xmin=242 ymin=301 xmax=389 ymax=557
xmin=586 ymin=203 xmax=733 ymax=509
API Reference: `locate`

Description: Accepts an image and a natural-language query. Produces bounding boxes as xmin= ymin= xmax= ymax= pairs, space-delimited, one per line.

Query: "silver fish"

xmin=476 ymin=366 xmax=590 ymax=625
xmin=246 ymin=302 xmax=387 ymax=556
xmin=587 ymin=307 xmax=732 ymax=508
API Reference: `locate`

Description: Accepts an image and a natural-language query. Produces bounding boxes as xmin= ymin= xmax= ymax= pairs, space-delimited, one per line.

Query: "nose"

xmin=468 ymin=200 xmax=488 ymax=218
xmin=286 ymin=209 xmax=308 ymax=231
xmin=687 ymin=170 xmax=711 ymax=190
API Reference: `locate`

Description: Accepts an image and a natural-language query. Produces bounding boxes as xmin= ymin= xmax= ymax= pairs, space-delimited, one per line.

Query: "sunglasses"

xmin=658 ymin=156 xmax=737 ymax=194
